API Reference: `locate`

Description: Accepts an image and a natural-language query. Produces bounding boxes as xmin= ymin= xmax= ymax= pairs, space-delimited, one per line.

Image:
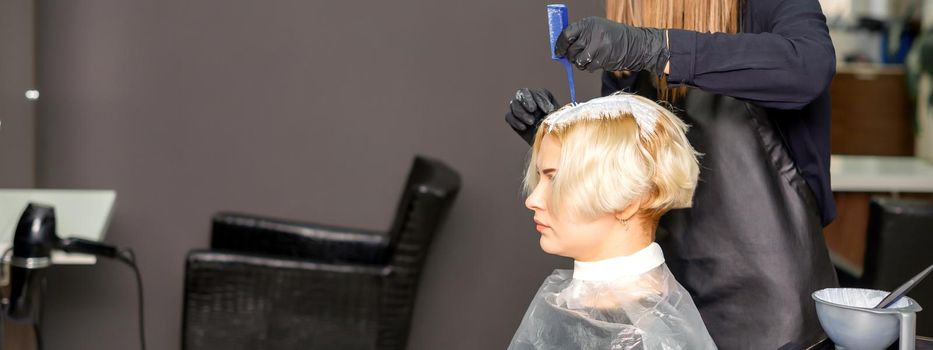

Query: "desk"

xmin=0 ymin=189 xmax=116 ymax=265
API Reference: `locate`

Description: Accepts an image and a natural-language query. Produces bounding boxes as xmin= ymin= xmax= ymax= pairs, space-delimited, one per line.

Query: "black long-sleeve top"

xmin=603 ymin=0 xmax=837 ymax=226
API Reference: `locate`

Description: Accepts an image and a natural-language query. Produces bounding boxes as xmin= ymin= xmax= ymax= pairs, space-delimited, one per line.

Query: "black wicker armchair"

xmin=862 ymin=197 xmax=933 ymax=336
xmin=182 ymin=156 xmax=461 ymax=350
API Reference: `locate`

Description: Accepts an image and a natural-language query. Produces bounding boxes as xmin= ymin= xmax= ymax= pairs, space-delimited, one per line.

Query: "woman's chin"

xmin=538 ymin=236 xmax=563 ymax=256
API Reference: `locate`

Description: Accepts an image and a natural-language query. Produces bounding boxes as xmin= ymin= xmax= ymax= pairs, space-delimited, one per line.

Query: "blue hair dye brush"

xmin=547 ymin=4 xmax=576 ymax=104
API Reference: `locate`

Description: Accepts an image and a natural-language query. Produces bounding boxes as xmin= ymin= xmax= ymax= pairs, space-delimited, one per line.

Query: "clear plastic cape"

xmin=508 ymin=262 xmax=717 ymax=350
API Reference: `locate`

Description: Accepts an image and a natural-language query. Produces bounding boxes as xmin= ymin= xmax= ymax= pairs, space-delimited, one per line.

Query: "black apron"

xmin=626 ymin=74 xmax=839 ymax=349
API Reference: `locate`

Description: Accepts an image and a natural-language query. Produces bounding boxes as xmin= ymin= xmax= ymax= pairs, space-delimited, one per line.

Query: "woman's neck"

xmin=575 ymin=216 xmax=657 ymax=262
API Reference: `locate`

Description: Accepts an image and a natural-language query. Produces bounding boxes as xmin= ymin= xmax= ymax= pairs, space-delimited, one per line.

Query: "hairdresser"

xmin=505 ymin=0 xmax=838 ymax=348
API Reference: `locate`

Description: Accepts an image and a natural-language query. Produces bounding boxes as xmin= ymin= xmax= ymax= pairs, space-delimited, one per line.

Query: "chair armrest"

xmin=183 ymin=250 xmax=388 ymax=350
xmin=211 ymin=212 xmax=390 ymax=265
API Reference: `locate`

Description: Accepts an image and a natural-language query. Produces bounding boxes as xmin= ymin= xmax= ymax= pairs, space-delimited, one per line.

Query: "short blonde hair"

xmin=523 ymin=93 xmax=699 ymax=219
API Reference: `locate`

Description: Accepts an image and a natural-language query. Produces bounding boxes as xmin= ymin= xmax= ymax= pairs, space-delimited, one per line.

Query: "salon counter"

xmin=0 ymin=189 xmax=116 ymax=266
xmin=830 ymin=155 xmax=933 ymax=193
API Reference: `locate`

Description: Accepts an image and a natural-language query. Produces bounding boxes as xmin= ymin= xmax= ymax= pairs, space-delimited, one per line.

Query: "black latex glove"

xmin=505 ymin=88 xmax=558 ymax=145
xmin=555 ymin=17 xmax=670 ymax=75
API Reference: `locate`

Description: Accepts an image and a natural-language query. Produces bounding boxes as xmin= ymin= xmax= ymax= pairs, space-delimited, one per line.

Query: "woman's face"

xmin=525 ymin=134 xmax=619 ymax=260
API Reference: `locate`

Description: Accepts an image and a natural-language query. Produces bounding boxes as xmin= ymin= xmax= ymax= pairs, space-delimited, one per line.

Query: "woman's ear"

xmin=615 ymin=198 xmax=642 ymax=222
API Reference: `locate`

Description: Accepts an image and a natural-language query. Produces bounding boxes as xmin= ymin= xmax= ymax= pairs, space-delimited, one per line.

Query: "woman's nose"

xmin=525 ymin=186 xmax=544 ymax=211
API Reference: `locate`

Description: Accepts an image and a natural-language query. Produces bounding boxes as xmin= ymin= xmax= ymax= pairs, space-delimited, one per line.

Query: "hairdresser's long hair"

xmin=606 ymin=0 xmax=741 ymax=101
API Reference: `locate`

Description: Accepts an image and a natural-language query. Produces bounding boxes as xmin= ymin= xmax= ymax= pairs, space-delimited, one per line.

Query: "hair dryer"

xmin=6 ymin=203 xmax=120 ymax=321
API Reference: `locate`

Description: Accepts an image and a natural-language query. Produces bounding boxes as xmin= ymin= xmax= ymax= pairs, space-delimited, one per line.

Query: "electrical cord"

xmin=116 ymin=248 xmax=146 ymax=350
xmin=0 ymin=247 xmax=146 ymax=350
xmin=33 ymin=319 xmax=42 ymax=350
xmin=0 ymin=247 xmax=11 ymax=350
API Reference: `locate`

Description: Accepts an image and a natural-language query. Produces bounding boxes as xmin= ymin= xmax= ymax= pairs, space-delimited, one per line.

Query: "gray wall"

xmin=0 ymin=0 xmax=35 ymax=188
xmin=35 ymin=1 xmax=603 ymax=349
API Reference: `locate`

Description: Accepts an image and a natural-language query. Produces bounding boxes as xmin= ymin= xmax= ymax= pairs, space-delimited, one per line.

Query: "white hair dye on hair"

xmin=542 ymin=92 xmax=660 ymax=135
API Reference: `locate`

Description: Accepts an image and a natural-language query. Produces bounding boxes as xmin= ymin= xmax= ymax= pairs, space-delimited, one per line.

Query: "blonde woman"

xmin=509 ymin=93 xmax=714 ymax=349
xmin=505 ymin=1 xmax=838 ymax=348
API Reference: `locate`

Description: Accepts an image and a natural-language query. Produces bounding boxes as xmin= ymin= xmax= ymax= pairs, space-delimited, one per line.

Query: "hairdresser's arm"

xmin=666 ymin=0 xmax=835 ymax=110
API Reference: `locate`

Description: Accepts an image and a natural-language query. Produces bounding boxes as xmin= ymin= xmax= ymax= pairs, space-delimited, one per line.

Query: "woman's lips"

xmin=534 ymin=219 xmax=550 ymax=232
